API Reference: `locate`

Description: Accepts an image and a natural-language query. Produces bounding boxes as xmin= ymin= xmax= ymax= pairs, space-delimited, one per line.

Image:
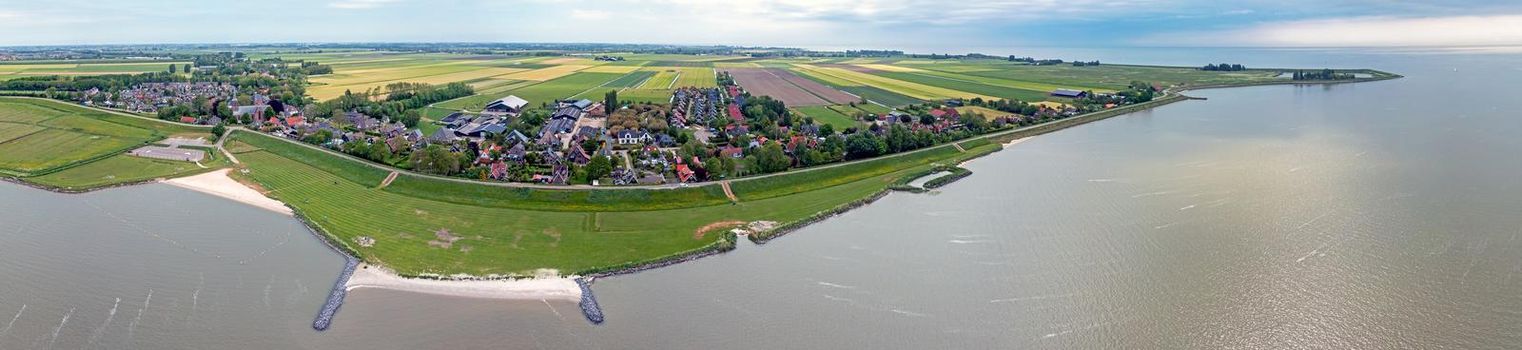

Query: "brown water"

xmin=4 ymin=49 xmax=1522 ymax=349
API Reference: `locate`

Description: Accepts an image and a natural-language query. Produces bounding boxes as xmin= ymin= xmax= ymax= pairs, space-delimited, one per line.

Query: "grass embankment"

xmin=0 ymin=97 xmax=209 ymax=184
xmin=224 ymin=130 xmax=998 ymax=277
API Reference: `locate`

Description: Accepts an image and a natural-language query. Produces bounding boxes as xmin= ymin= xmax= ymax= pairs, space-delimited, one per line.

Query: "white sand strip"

xmin=163 ymin=169 xmax=293 ymax=216
xmin=346 ymin=264 xmax=582 ymax=301
xmin=1002 ymin=136 xmax=1033 ymax=148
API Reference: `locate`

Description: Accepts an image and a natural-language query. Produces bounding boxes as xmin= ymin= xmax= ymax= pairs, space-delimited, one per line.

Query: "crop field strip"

xmin=723 ymin=68 xmax=830 ymax=106
xmin=787 ymin=67 xmax=922 ymax=107
xmin=790 ymin=64 xmax=997 ymax=101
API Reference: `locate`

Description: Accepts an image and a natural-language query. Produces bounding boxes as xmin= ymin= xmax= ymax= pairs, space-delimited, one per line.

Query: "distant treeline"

xmin=1292 ymin=69 xmax=1355 ymax=81
xmin=0 ymin=72 xmax=184 ymax=91
xmin=1201 ymin=63 xmax=1247 ymax=71
xmin=304 ymin=82 xmax=474 ymax=127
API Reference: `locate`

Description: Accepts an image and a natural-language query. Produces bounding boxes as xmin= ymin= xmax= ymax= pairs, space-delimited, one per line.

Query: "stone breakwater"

xmin=575 ymin=277 xmax=604 ymax=324
xmin=313 ymin=256 xmax=359 ymax=331
xmin=750 ymin=190 xmax=892 ymax=244
xmin=290 ymin=208 xmax=365 ymax=332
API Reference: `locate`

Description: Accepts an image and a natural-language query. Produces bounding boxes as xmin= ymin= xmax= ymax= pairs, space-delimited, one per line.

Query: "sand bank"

xmin=345 ymin=264 xmax=582 ymax=301
xmin=163 ymin=169 xmax=292 ymax=216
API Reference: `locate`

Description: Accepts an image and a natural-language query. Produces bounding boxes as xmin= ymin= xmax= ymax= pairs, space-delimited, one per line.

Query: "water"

xmin=5 ymin=48 xmax=1522 ymax=348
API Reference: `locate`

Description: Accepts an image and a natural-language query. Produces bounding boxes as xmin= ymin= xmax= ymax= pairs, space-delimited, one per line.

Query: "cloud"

xmin=569 ymin=9 xmax=610 ymax=20
xmin=329 ymin=0 xmax=401 ymax=9
xmin=1141 ymin=14 xmax=1522 ymax=47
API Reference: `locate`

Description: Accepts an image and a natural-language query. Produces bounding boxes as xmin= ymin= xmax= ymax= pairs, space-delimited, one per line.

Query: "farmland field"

xmin=723 ymin=68 xmax=833 ymax=106
xmin=302 ymin=53 xmax=569 ymax=100
xmin=224 ymin=129 xmax=997 ymax=275
xmin=789 ymin=68 xmax=921 ymax=107
xmin=791 ymin=64 xmax=997 ymax=101
xmin=602 ymin=70 xmax=657 ymax=88
xmin=956 ymin=106 xmax=1013 ymax=120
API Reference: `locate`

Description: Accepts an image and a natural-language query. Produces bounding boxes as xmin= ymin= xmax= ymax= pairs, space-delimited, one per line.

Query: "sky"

xmin=3 ymin=0 xmax=1522 ymax=51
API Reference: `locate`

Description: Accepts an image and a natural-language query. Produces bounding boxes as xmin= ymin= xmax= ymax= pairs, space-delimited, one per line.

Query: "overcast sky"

xmin=4 ymin=0 xmax=1522 ymax=51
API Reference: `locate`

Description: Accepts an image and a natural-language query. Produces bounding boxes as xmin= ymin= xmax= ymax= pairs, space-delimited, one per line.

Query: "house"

xmin=179 ymin=116 xmax=198 ymax=124
xmin=350 ymin=113 xmax=380 ymax=131
xmin=616 ymin=130 xmax=652 ymax=145
xmin=1051 ymin=89 xmax=1088 ymax=98
xmin=569 ymin=99 xmax=593 ymax=110
xmin=505 ymin=143 xmax=527 ymax=162
xmin=675 ymin=164 xmax=696 ymax=183
xmin=541 ymin=118 xmax=577 ymax=138
xmin=429 ymin=128 xmax=460 ymax=144
xmin=551 ymin=106 xmax=582 ymax=120
xmin=439 ymin=112 xmax=468 ymax=125
xmin=285 ymin=115 xmax=306 ymax=127
xmin=719 ymin=146 xmax=744 ymax=158
xmin=484 ymin=95 xmax=529 ymax=115
xmin=727 ymin=103 xmax=744 ymax=123
xmin=504 ymin=130 xmax=532 ymax=145
xmin=565 ymin=143 xmax=591 ymax=165
xmin=489 ymin=161 xmax=509 ymax=180
xmin=654 ymin=133 xmax=677 ymax=147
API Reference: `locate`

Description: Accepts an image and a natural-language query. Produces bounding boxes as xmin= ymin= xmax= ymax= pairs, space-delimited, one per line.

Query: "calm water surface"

xmin=4 ymin=49 xmax=1522 ymax=349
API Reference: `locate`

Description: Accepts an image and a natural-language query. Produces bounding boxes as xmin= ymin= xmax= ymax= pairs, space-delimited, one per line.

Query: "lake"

xmin=4 ymin=48 xmax=1522 ymax=348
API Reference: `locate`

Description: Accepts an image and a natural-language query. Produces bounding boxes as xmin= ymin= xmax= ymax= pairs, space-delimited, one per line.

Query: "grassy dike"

xmin=225 ymin=130 xmax=1002 ymax=277
xmin=0 ymin=97 xmax=215 ymax=191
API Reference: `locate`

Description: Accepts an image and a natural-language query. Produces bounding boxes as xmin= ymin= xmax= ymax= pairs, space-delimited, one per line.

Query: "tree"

xmin=585 ymin=156 xmax=613 ymax=181
xmin=410 ymin=144 xmax=464 ymax=175
xmin=210 ymin=123 xmax=226 ymax=141
xmin=755 ymin=143 xmax=790 ymax=173
xmin=604 ymin=90 xmax=618 ymax=113
xmin=183 ymin=64 xmax=192 ymax=74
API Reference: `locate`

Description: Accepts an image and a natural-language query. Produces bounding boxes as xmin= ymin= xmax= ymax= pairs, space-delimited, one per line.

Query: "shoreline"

xmin=0 ymin=76 xmax=1399 ymax=330
xmin=162 ymin=169 xmax=294 ymax=216
xmin=345 ymin=264 xmax=582 ymax=302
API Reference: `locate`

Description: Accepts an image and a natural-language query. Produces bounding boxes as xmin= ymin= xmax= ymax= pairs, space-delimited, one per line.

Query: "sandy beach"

xmin=163 ymin=169 xmax=293 ymax=216
xmin=346 ymin=264 xmax=582 ymax=301
xmin=1001 ymin=136 xmax=1033 ymax=148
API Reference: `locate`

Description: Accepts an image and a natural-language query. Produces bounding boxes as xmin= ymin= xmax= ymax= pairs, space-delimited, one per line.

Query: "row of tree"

xmin=1292 ymin=69 xmax=1355 ymax=80
xmin=1201 ymin=63 xmax=1247 ymax=71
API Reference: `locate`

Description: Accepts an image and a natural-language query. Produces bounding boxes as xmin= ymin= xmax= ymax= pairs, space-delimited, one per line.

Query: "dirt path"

xmin=378 ymin=171 xmax=400 ymax=189
xmin=720 ymin=181 xmax=738 ymax=202
xmin=695 ymin=220 xmax=745 ymax=239
xmin=215 ymin=128 xmax=240 ymax=164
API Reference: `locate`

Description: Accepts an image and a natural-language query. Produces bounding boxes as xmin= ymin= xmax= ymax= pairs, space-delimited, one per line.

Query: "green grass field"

xmin=0 ymin=98 xmax=215 ymax=190
xmin=602 ymin=70 xmax=657 ymax=88
xmin=0 ymin=98 xmax=206 ymax=177
xmin=792 ymin=106 xmax=858 ymax=129
xmin=224 ymin=129 xmax=996 ymax=276
xmin=27 ymin=149 xmax=228 ymax=189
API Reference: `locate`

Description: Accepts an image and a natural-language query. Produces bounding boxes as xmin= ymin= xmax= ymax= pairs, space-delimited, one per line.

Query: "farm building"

xmin=484 ymin=95 xmax=529 ymax=115
xmin=1051 ymin=89 xmax=1089 ymax=98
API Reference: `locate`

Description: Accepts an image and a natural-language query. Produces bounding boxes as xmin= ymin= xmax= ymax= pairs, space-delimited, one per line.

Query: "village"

xmin=36 ymin=50 xmax=1166 ymax=188
xmin=219 ymin=79 xmax=1136 ymax=186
